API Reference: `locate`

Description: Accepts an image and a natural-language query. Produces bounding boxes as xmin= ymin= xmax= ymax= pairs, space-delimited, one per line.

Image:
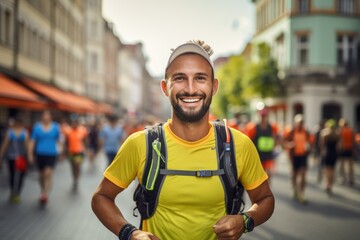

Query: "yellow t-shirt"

xmin=104 ymin=121 xmax=267 ymax=240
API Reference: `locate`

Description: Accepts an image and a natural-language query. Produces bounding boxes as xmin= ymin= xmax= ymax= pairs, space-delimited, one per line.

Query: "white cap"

xmin=166 ymin=42 xmax=214 ymax=70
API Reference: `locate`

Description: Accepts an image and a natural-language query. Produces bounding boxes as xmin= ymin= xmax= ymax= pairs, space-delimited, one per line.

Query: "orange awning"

xmin=0 ymin=74 xmax=47 ymax=110
xmin=21 ymin=78 xmax=97 ymax=114
xmin=96 ymin=102 xmax=114 ymax=115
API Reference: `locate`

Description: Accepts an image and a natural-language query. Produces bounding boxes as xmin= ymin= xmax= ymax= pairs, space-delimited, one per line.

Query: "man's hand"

xmin=130 ymin=229 xmax=160 ymax=240
xmin=213 ymin=215 xmax=244 ymax=240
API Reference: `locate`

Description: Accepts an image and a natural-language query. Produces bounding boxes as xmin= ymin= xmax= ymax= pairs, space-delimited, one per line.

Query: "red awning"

xmin=21 ymin=78 xmax=97 ymax=114
xmin=0 ymin=74 xmax=48 ymax=110
xmin=96 ymin=102 xmax=114 ymax=115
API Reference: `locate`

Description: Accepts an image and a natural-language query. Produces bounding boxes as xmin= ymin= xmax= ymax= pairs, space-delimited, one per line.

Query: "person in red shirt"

xmin=284 ymin=114 xmax=311 ymax=204
xmin=246 ymin=108 xmax=279 ymax=184
xmin=63 ymin=116 xmax=88 ymax=191
xmin=338 ymin=118 xmax=356 ymax=186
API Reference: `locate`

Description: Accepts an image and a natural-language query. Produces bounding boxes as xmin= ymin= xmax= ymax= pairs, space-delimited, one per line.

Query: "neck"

xmin=169 ymin=117 xmax=211 ymax=142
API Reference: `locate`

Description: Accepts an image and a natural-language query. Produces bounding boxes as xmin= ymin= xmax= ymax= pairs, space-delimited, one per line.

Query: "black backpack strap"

xmin=133 ymin=123 xmax=167 ymax=226
xmin=213 ymin=120 xmax=245 ymax=214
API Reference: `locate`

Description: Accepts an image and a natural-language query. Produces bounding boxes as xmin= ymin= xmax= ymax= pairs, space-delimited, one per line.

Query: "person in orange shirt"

xmin=246 ymin=108 xmax=279 ymax=184
xmin=63 ymin=116 xmax=88 ymax=191
xmin=284 ymin=114 xmax=311 ymax=204
xmin=338 ymin=118 xmax=356 ymax=186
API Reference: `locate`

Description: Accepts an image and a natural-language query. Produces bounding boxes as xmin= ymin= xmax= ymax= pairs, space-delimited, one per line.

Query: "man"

xmin=63 ymin=115 xmax=88 ymax=191
xmin=338 ymin=118 xmax=356 ymax=186
xmin=92 ymin=40 xmax=274 ymax=240
xmin=99 ymin=115 xmax=125 ymax=166
xmin=284 ymin=114 xmax=311 ymax=204
xmin=246 ymin=108 xmax=278 ymax=184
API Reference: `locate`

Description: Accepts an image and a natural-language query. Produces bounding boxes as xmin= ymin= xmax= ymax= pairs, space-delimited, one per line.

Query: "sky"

xmin=102 ymin=0 xmax=255 ymax=77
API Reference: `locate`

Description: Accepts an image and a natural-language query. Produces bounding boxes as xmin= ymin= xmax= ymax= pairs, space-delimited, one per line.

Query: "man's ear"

xmin=212 ymin=78 xmax=219 ymax=96
xmin=160 ymin=79 xmax=168 ymax=96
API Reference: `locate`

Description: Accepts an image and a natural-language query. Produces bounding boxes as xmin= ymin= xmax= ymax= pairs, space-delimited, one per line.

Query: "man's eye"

xmin=196 ymin=76 xmax=206 ymax=81
xmin=174 ymin=77 xmax=184 ymax=81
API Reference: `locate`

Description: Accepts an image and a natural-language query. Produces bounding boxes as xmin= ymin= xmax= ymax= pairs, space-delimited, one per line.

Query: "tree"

xmin=246 ymin=43 xmax=281 ymax=99
xmin=211 ymin=55 xmax=247 ymax=118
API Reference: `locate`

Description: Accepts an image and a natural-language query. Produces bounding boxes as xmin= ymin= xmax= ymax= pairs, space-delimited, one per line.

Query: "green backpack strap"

xmin=133 ymin=123 xmax=167 ymax=225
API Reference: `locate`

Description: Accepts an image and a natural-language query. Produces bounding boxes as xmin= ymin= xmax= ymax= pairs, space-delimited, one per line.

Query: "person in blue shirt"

xmin=99 ymin=115 xmax=126 ymax=166
xmin=28 ymin=110 xmax=61 ymax=206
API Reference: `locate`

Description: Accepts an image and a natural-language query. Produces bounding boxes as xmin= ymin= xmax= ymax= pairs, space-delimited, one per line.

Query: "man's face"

xmin=162 ymin=53 xmax=218 ymax=123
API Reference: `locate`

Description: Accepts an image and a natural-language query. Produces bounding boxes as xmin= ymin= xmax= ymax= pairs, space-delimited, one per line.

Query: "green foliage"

xmin=247 ymin=43 xmax=281 ymax=98
xmin=212 ymin=42 xmax=281 ymax=117
xmin=211 ymin=55 xmax=247 ymax=118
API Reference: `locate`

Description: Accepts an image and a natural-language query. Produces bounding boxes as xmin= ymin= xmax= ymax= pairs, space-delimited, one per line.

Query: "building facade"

xmin=251 ymin=0 xmax=360 ymax=131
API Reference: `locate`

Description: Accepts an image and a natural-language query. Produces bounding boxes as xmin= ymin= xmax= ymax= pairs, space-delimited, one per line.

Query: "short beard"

xmin=171 ymin=92 xmax=212 ymax=123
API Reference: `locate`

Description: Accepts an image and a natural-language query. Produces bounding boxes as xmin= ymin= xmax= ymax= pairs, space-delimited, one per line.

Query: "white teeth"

xmin=182 ymin=98 xmax=200 ymax=103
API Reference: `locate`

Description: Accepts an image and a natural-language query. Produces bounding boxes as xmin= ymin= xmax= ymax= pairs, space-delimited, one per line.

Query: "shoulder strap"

xmin=213 ymin=120 xmax=244 ymax=214
xmin=133 ymin=122 xmax=167 ymax=224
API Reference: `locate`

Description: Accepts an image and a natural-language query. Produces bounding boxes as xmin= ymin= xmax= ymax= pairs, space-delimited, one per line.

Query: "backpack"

xmin=133 ymin=120 xmax=245 ymax=227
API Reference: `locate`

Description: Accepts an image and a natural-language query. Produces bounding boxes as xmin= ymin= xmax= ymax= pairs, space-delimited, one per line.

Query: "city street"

xmin=0 ymin=150 xmax=359 ymax=240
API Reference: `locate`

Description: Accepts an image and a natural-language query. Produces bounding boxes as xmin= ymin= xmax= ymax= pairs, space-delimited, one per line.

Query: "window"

xmin=296 ymin=34 xmax=309 ymax=66
xmin=90 ymin=52 xmax=98 ymax=70
xmin=4 ymin=9 xmax=12 ymax=45
xmin=298 ymin=0 xmax=309 ymax=13
xmin=337 ymin=34 xmax=358 ymax=68
xmin=338 ymin=0 xmax=354 ymax=15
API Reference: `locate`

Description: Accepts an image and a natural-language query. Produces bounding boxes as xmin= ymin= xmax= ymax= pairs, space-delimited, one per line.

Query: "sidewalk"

xmin=0 ymin=152 xmax=139 ymax=240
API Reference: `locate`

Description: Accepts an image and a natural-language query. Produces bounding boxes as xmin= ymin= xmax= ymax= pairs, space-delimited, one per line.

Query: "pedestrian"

xmin=319 ymin=119 xmax=340 ymax=195
xmin=0 ymin=116 xmax=31 ymax=203
xmin=87 ymin=119 xmax=101 ymax=166
xmin=338 ymin=118 xmax=356 ymax=186
xmin=63 ymin=115 xmax=88 ymax=191
xmin=99 ymin=115 xmax=125 ymax=166
xmin=246 ymin=108 xmax=279 ymax=184
xmin=92 ymin=40 xmax=274 ymax=240
xmin=314 ymin=119 xmax=326 ymax=183
xmin=284 ymin=114 xmax=312 ymax=204
xmin=28 ymin=110 xmax=61 ymax=206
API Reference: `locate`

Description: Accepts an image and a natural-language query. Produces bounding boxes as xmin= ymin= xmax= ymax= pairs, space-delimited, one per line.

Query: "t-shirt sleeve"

xmin=103 ymin=131 xmax=146 ymax=189
xmin=234 ymin=130 xmax=268 ymax=190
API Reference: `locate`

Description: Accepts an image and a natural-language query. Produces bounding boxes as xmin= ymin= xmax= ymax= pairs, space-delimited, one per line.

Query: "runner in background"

xmin=0 ymin=116 xmax=31 ymax=203
xmin=338 ymin=118 xmax=356 ymax=187
xmin=99 ymin=115 xmax=126 ymax=166
xmin=319 ymin=119 xmax=340 ymax=195
xmin=28 ymin=110 xmax=61 ymax=206
xmin=63 ymin=115 xmax=88 ymax=191
xmin=246 ymin=108 xmax=279 ymax=184
xmin=283 ymin=114 xmax=312 ymax=204
xmin=87 ymin=119 xmax=102 ymax=168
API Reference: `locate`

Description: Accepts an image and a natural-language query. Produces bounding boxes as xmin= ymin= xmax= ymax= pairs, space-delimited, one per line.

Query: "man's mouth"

xmin=180 ymin=97 xmax=201 ymax=103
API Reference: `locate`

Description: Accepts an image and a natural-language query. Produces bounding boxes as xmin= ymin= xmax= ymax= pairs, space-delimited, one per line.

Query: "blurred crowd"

xmin=0 ymin=108 xmax=359 ymax=207
xmin=228 ymin=109 xmax=360 ymax=204
xmin=0 ymin=110 xmax=159 ymax=205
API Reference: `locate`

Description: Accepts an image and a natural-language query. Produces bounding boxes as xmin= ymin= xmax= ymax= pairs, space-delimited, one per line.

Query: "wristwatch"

xmin=240 ymin=212 xmax=254 ymax=233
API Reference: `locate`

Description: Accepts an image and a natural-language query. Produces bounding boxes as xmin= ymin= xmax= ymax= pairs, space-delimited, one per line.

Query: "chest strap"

xmin=160 ymin=169 xmax=225 ymax=177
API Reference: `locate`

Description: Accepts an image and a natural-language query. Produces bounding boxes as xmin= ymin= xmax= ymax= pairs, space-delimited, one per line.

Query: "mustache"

xmin=176 ymin=93 xmax=206 ymax=99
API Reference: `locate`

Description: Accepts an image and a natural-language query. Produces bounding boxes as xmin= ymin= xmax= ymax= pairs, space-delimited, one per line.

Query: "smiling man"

xmin=91 ymin=40 xmax=275 ymax=240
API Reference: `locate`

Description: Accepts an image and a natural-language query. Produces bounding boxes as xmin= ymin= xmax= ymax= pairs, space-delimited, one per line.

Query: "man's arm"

xmin=245 ymin=180 xmax=275 ymax=227
xmin=92 ymin=177 xmax=127 ymax=235
xmin=92 ymin=177 xmax=160 ymax=240
xmin=213 ymin=180 xmax=275 ymax=240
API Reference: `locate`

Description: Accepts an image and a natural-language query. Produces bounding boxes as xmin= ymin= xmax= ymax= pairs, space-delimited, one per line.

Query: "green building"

xmin=251 ymin=0 xmax=360 ymax=131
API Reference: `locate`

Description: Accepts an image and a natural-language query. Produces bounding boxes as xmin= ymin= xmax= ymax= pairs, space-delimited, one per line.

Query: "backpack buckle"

xmin=196 ymin=170 xmax=212 ymax=177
